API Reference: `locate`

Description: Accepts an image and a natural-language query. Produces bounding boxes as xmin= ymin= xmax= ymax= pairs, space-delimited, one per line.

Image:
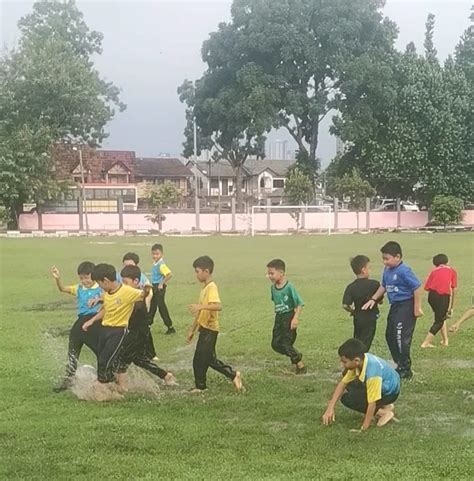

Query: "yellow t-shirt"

xmin=102 ymin=284 xmax=143 ymax=327
xmin=197 ymin=281 xmax=221 ymax=331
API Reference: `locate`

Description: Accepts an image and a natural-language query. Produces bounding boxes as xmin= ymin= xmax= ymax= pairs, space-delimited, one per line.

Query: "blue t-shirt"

xmin=382 ymin=262 xmax=421 ymax=304
xmin=70 ymin=283 xmax=102 ymax=316
xmin=116 ymin=271 xmax=150 ymax=288
xmin=151 ymin=259 xmax=171 ymax=284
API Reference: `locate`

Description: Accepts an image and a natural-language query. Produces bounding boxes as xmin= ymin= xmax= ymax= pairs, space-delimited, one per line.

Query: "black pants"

xmin=65 ymin=314 xmax=101 ymax=378
xmin=341 ymin=380 xmax=400 ymax=413
xmin=97 ymin=326 xmax=128 ymax=383
xmin=428 ymin=291 xmax=450 ymax=335
xmin=386 ymin=299 xmax=416 ymax=375
xmin=193 ymin=327 xmax=236 ymax=390
xmin=149 ymin=284 xmax=173 ymax=328
xmin=353 ymin=317 xmax=377 ymax=351
xmin=271 ymin=311 xmax=302 ymax=364
xmin=144 ymin=328 xmax=157 ymax=359
xmin=117 ymin=329 xmax=167 ymax=379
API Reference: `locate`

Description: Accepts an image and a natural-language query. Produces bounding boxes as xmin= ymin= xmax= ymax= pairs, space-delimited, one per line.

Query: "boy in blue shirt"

xmin=322 ymin=338 xmax=400 ymax=431
xmin=50 ymin=262 xmax=102 ymax=392
xmin=149 ymin=244 xmax=175 ymax=334
xmin=363 ymin=241 xmax=423 ymax=380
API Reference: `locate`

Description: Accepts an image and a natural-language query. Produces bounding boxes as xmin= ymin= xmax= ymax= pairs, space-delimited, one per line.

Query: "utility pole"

xmin=73 ymin=146 xmax=89 ymax=235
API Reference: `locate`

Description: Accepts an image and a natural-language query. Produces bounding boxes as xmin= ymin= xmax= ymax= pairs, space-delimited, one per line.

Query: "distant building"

xmin=266 ymin=140 xmax=289 ymax=160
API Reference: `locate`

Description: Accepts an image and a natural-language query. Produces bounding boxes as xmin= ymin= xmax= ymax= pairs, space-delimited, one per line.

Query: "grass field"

xmin=0 ymin=233 xmax=473 ymax=480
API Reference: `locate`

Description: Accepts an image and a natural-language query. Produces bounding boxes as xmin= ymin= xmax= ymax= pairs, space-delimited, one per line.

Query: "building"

xmin=266 ymin=140 xmax=289 ymax=160
xmin=135 ymin=157 xmax=194 ymax=208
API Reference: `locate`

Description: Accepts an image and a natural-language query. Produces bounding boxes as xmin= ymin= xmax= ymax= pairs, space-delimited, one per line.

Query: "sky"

xmin=1 ymin=0 xmax=472 ymax=165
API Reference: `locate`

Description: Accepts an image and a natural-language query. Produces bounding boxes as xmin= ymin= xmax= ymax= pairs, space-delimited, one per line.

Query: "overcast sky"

xmin=1 ymin=0 xmax=472 ymax=165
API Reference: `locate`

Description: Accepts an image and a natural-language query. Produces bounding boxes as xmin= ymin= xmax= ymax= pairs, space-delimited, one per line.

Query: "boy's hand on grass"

xmin=449 ymin=324 xmax=459 ymax=333
xmin=188 ymin=304 xmax=201 ymax=316
xmin=322 ymin=408 xmax=335 ymax=426
xmin=51 ymin=266 xmax=60 ymax=279
xmin=414 ymin=307 xmax=424 ymax=318
xmin=290 ymin=317 xmax=298 ymax=330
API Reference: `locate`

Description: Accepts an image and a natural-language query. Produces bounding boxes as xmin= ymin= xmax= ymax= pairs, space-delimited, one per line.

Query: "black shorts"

xmin=428 ymin=291 xmax=450 ymax=323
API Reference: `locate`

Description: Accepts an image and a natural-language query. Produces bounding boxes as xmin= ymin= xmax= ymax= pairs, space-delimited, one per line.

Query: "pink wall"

xmin=18 ymin=210 xmax=474 ymax=233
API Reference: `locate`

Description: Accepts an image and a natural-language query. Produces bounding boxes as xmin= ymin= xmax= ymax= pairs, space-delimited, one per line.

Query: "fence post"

xmin=37 ymin=204 xmax=43 ymax=231
xmin=301 ymin=206 xmax=306 ymax=230
xmin=78 ymin=197 xmax=84 ymax=231
xmin=334 ymin=197 xmax=339 ymax=232
xmin=118 ymin=196 xmax=124 ymax=231
xmin=366 ymin=197 xmax=371 ymax=231
xmin=231 ymin=197 xmax=236 ymax=231
xmin=396 ymin=198 xmax=401 ymax=229
xmin=195 ymin=193 xmax=200 ymax=231
xmin=266 ymin=197 xmax=271 ymax=233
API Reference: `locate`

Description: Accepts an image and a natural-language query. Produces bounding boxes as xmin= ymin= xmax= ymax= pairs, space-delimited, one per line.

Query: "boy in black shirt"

xmin=342 ymin=255 xmax=381 ymax=351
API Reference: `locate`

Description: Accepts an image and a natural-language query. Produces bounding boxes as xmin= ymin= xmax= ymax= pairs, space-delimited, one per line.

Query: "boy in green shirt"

xmin=266 ymin=259 xmax=306 ymax=374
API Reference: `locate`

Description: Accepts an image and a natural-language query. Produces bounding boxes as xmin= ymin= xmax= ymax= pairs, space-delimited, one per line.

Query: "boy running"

xmin=50 ymin=262 xmax=102 ymax=392
xmin=421 ymin=254 xmax=457 ymax=348
xmin=266 ymin=259 xmax=306 ymax=374
xmin=186 ymin=256 xmax=242 ymax=393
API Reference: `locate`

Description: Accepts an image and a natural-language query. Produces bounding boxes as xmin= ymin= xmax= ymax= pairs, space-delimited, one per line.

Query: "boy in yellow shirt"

xmin=82 ymin=263 xmax=150 ymax=401
xmin=186 ymin=256 xmax=243 ymax=393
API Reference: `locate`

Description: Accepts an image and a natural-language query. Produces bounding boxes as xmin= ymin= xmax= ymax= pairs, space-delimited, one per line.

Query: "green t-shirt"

xmin=271 ymin=281 xmax=304 ymax=314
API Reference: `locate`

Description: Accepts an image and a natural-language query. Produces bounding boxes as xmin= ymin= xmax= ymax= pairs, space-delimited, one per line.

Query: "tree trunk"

xmin=356 ymin=210 xmax=360 ymax=232
xmin=235 ymin=164 xmax=244 ymax=213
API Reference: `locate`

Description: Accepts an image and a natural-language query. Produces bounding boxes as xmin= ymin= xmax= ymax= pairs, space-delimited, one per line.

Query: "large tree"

xmin=332 ymin=12 xmax=473 ymax=205
xmin=226 ymin=0 xmax=397 ymax=175
xmin=0 ymin=0 xmax=125 ymax=226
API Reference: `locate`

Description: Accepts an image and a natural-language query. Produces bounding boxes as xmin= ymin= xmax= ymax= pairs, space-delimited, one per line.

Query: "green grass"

xmin=0 ymin=233 xmax=473 ymax=480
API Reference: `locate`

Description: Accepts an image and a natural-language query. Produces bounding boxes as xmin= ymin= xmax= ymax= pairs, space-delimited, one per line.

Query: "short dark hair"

xmin=433 ymin=254 xmax=448 ymax=266
xmin=338 ymin=338 xmax=367 ymax=359
xmin=122 ymin=252 xmax=139 ymax=265
xmin=77 ymin=261 xmax=95 ymax=276
xmin=381 ymin=241 xmax=402 ymax=257
xmin=350 ymin=255 xmax=370 ymax=275
xmin=266 ymin=259 xmax=286 ymax=272
xmin=92 ymin=263 xmax=117 ymax=282
xmin=121 ymin=265 xmax=141 ymax=282
xmin=151 ymin=243 xmax=163 ymax=252
xmin=193 ymin=255 xmax=214 ymax=273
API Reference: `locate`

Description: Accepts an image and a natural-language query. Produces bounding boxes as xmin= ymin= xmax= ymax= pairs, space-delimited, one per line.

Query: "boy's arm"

xmin=322 ymin=380 xmax=347 ymax=425
xmin=342 ymin=286 xmax=354 ymax=314
xmin=189 ymin=302 xmax=222 ymax=314
xmin=82 ymin=308 xmax=104 ymax=331
xmin=448 ymin=287 xmax=455 ymax=315
xmin=362 ymin=286 xmax=386 ymax=310
xmin=361 ymin=403 xmax=377 ymax=431
xmin=290 ymin=305 xmax=303 ymax=330
xmin=50 ymin=266 xmax=73 ymax=294
xmin=413 ymin=286 xmax=423 ymax=318
xmin=186 ymin=314 xmax=200 ymax=343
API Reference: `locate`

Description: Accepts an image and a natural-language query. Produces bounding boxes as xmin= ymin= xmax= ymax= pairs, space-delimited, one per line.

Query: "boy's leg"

xmin=207 ymin=331 xmax=236 ymax=380
xmin=440 ymin=323 xmax=449 ymax=346
xmin=397 ymin=300 xmax=417 ymax=378
xmin=385 ymin=305 xmax=401 ymax=366
xmin=65 ymin=316 xmax=87 ymax=378
xmin=97 ymin=327 xmax=128 ymax=385
xmin=340 ymin=381 xmax=367 ymax=413
xmin=193 ymin=329 xmax=213 ymax=390
xmin=354 ymin=319 xmax=376 ymax=351
xmin=156 ymin=285 xmax=174 ymax=331
xmin=148 ymin=285 xmax=159 ymax=325
xmin=144 ymin=329 xmax=157 ymax=359
xmin=271 ymin=313 xmax=302 ymax=365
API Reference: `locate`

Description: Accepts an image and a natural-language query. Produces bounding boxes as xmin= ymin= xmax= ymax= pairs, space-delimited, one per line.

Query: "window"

xmin=273 ymin=179 xmax=285 ymax=188
xmin=94 ymin=189 xmax=108 ymax=200
xmin=260 ymin=177 xmax=265 ymax=188
xmin=210 ymin=179 xmax=219 ymax=188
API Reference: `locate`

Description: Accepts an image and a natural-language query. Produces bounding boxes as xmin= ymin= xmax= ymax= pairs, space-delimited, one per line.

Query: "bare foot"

xmin=233 ymin=371 xmax=243 ymax=393
xmin=421 ymin=343 xmax=436 ymax=348
xmin=189 ymin=387 xmax=207 ymax=394
xmin=376 ymin=410 xmax=395 ymax=427
xmin=449 ymin=325 xmax=459 ymax=333
xmin=440 ymin=340 xmax=449 ymax=347
xmin=163 ymin=372 xmax=178 ymax=386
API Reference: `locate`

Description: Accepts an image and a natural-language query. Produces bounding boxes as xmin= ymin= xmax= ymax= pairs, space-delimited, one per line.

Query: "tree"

xmin=333 ymin=13 xmax=473 ymax=205
xmin=455 ymin=5 xmax=474 ymax=81
xmin=179 ymin=61 xmax=275 ymax=212
xmin=424 ymin=13 xmax=438 ymax=62
xmin=145 ymin=181 xmax=183 ymax=232
xmin=430 ymin=195 xmax=464 ymax=228
xmin=225 ymin=0 xmax=397 ymax=179
xmin=0 ymin=0 xmax=125 ymax=226
xmin=283 ymin=168 xmax=313 ymax=230
xmin=334 ymin=168 xmax=376 ymax=231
